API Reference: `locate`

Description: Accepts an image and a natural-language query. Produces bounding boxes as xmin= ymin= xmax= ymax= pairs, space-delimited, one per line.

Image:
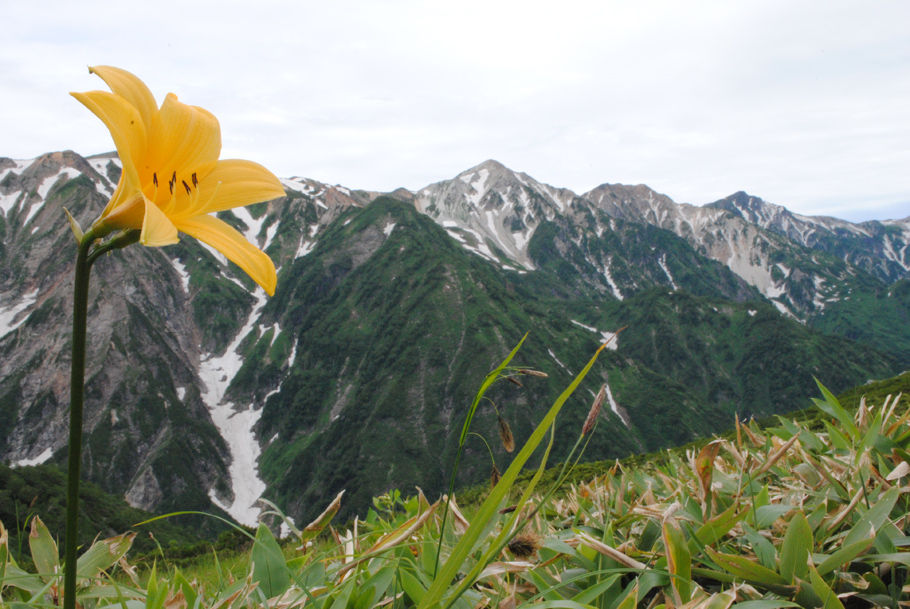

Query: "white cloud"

xmin=2 ymin=0 xmax=908 ymax=221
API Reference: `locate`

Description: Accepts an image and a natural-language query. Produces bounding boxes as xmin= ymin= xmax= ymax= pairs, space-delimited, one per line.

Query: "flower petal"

xmin=70 ymin=90 xmax=145 ymax=193
xmin=140 ymin=199 xmax=180 ymax=246
xmin=70 ymin=90 xmax=148 ymax=219
xmin=95 ymin=194 xmax=178 ymax=247
xmin=176 ymin=214 xmax=277 ymax=295
xmin=173 ymin=159 xmax=285 ymax=219
xmin=147 ymin=93 xmax=221 ymax=181
xmin=95 ymin=192 xmax=145 ymax=232
xmin=88 ymin=66 xmax=160 ymax=136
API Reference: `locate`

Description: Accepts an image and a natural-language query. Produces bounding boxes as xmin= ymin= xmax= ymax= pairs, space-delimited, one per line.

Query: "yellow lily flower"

xmin=71 ymin=66 xmax=286 ymax=295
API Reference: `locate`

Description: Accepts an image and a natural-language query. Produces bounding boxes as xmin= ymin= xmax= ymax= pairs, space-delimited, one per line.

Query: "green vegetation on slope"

xmin=0 ymin=463 xmax=209 ymax=564
xmin=811 ymin=278 xmax=910 ymax=363
xmin=243 ymin=197 xmax=902 ymax=524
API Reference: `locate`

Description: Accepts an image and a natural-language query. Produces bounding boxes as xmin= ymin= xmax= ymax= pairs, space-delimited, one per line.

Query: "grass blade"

xmin=420 ymin=341 xmax=607 ymax=609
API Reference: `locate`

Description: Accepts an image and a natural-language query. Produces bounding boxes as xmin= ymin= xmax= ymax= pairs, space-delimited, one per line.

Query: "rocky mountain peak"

xmin=414 ymin=159 xmax=568 ymax=270
xmin=583 ymin=183 xmax=675 ymax=223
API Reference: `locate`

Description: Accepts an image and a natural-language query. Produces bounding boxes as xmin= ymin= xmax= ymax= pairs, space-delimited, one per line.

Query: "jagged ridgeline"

xmin=0 ymin=152 xmax=907 ymax=525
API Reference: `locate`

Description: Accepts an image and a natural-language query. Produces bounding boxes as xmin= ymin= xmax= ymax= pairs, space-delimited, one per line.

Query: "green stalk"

xmin=63 ymin=228 xmax=96 ymax=609
xmin=64 ymin=228 xmax=138 ymax=609
xmin=422 ymin=341 xmax=607 ymax=609
xmin=433 ymin=334 xmax=527 ymax=577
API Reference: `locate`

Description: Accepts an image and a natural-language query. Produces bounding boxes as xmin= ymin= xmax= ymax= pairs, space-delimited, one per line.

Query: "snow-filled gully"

xmin=198 ymin=291 xmax=269 ymax=526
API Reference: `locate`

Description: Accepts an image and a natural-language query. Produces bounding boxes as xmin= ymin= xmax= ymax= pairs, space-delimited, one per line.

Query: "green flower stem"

xmin=64 ymin=228 xmax=96 ymax=609
xmin=64 ymin=227 xmax=139 ymax=609
xmin=87 ymin=230 xmax=140 ymax=266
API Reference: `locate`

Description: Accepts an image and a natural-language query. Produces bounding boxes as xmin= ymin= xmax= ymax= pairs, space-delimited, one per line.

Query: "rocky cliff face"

xmin=1 ymin=151 xmax=906 ymax=525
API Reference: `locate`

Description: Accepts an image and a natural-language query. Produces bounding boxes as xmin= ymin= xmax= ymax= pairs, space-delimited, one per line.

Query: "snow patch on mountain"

xmin=264 ymin=222 xmax=279 ymax=250
xmin=0 ymin=190 xmax=22 ymax=218
xmin=259 ymin=322 xmax=282 ymax=347
xmin=232 ymin=206 xmax=267 ymax=247
xmin=603 ymin=383 xmax=630 ymax=427
xmin=14 ymin=447 xmax=53 ymax=467
xmin=35 ymin=167 xmax=81 ymax=204
xmin=0 ymin=159 xmax=31 ymax=182
xmin=199 ymin=291 xmax=269 ymax=527
xmin=171 ymin=258 xmax=191 ymax=293
xmin=658 ymin=254 xmax=678 ymax=290
xmin=0 ymin=160 xmax=32 ymax=217
xmin=548 ymin=348 xmax=570 ymax=373
xmin=0 ymin=288 xmax=38 ymax=339
xmin=296 ymin=240 xmax=316 ymax=258
xmin=601 ymin=260 xmax=624 ymax=300
xmin=461 ymin=168 xmax=490 ymax=207
xmin=281 ymin=177 xmax=319 ymax=195
xmin=879 ymin=223 xmax=910 ymax=272
xmin=287 ymin=338 xmax=299 ymax=369
xmin=772 ymin=300 xmax=796 ymax=317
xmin=198 ymin=242 xmax=229 ymax=267
xmin=85 ymin=157 xmax=119 ymax=196
xmin=570 ymin=319 xmax=620 ymax=351
xmin=813 ymin=276 xmax=828 ymax=310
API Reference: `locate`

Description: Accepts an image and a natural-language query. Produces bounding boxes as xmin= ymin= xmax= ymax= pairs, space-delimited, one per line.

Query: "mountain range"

xmin=1 ymin=150 xmax=907 ymax=526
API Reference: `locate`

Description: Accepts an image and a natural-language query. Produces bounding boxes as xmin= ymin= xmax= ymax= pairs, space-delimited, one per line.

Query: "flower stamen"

xmin=182 ymin=180 xmax=192 ymax=196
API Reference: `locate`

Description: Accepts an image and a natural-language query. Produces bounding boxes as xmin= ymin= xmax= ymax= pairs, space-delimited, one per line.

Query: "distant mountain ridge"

xmin=1 ymin=150 xmax=907 ymax=525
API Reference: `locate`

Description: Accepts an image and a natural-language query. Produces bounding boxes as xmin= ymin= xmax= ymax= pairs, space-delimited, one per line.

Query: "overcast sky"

xmin=3 ymin=0 xmax=908 ymax=221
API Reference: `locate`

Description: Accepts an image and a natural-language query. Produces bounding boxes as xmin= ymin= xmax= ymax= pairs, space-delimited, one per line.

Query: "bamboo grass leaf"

xmin=524 ymin=602 xmax=599 ymax=609
xmin=662 ymin=517 xmax=692 ymax=604
xmin=340 ymin=500 xmax=438 ymax=578
xmin=807 ymin=563 xmax=845 ymax=609
xmin=863 ymin=552 xmax=910 ymax=566
xmin=610 ymin=582 xmax=639 ymax=609
xmin=754 ymin=434 xmax=800 ymax=477
xmin=689 ymin=504 xmax=750 ymax=554
xmin=299 ymin=490 xmax=345 ymax=543
xmin=2 ymin=563 xmax=45 ymax=595
xmin=754 ymin=505 xmax=796 ymax=529
xmin=28 ymin=516 xmax=59 ymax=582
xmin=0 ymin=521 xmax=11 ymax=586
xmin=328 ymin=578 xmax=355 ymax=609
xmin=842 ymin=486 xmax=899 ymax=547
xmin=885 ymin=460 xmax=910 ymax=481
xmin=250 ymin=523 xmax=291 ymax=599
xmin=697 ymin=590 xmax=737 ymax=609
xmin=822 ymin=421 xmax=852 ymax=451
xmin=402 ymin=573 xmax=430 ymax=609
xmin=570 ymin=574 xmax=622 ymax=605
xmin=812 ymin=379 xmax=859 ymax=440
xmin=696 ymin=440 xmax=724 ymax=499
xmin=576 ymin=531 xmax=647 ymax=570
xmin=521 ymin=569 xmax=564 ymax=602
xmin=704 ymin=548 xmax=791 ymax=588
xmin=814 ymin=537 xmax=876 ymax=576
xmin=76 ymin=531 xmax=135 ymax=579
xmin=742 ymin=523 xmax=777 ymax=570
xmin=779 ymin=512 xmax=812 ymax=583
